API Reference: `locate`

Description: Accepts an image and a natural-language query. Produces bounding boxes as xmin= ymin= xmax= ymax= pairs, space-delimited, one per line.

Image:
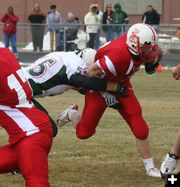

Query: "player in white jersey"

xmin=23 ymin=48 xmax=126 ymax=108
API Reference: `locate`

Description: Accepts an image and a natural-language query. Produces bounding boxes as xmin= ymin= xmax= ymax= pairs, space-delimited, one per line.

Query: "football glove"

xmin=102 ymin=92 xmax=121 ymax=109
xmin=78 ymin=87 xmax=88 ymax=95
xmin=114 ymin=84 xmax=127 ymax=97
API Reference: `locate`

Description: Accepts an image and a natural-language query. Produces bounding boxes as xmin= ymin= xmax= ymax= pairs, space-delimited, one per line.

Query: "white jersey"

xmin=24 ymin=52 xmax=88 ymax=97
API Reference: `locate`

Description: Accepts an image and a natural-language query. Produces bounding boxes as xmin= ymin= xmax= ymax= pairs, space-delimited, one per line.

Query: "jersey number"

xmin=7 ymin=69 xmax=29 ymax=106
xmin=29 ymin=59 xmax=56 ymax=77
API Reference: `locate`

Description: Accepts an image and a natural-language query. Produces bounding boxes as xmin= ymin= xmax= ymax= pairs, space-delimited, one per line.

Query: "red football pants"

xmin=76 ymin=84 xmax=149 ymax=140
xmin=0 ymin=127 xmax=53 ymax=187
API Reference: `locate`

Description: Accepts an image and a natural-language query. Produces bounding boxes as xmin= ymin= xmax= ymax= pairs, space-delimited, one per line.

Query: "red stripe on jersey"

xmin=97 ymin=57 xmax=112 ymax=76
xmin=0 ymin=107 xmax=51 ymax=144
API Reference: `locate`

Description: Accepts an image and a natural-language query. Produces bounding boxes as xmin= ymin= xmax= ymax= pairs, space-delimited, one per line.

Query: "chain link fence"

xmin=0 ymin=23 xmax=180 ymax=53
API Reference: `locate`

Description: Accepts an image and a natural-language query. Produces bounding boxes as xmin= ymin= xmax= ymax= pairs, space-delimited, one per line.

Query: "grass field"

xmin=0 ymin=69 xmax=180 ymax=187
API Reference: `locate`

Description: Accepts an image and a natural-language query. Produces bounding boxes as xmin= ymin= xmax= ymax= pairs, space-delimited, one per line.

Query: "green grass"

xmin=0 ymin=69 xmax=180 ymax=187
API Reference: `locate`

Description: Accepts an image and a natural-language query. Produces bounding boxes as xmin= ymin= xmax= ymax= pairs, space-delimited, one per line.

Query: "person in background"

xmin=111 ymin=3 xmax=129 ymax=39
xmin=47 ymin=4 xmax=62 ymax=51
xmin=142 ymin=5 xmax=160 ymax=31
xmin=0 ymin=6 xmax=19 ymax=57
xmin=94 ymin=5 xmax=103 ymax=50
xmin=160 ymin=65 xmax=180 ymax=177
xmin=102 ymin=3 xmax=114 ymax=42
xmin=61 ymin=12 xmax=80 ymax=51
xmin=64 ymin=12 xmax=80 ymax=41
xmin=84 ymin=4 xmax=101 ymax=49
xmin=28 ymin=2 xmax=46 ymax=52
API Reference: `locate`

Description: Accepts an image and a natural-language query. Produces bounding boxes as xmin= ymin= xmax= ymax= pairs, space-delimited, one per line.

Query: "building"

xmin=0 ymin=0 xmax=179 ymax=44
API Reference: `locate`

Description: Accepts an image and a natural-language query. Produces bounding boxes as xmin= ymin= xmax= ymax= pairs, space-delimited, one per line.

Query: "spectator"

xmin=28 ymin=2 xmax=46 ymax=52
xmin=102 ymin=3 xmax=114 ymax=42
xmin=94 ymin=5 xmax=103 ymax=50
xmin=47 ymin=4 xmax=62 ymax=51
xmin=62 ymin=12 xmax=80 ymax=51
xmin=0 ymin=6 xmax=19 ymax=57
xmin=64 ymin=12 xmax=80 ymax=41
xmin=142 ymin=5 xmax=160 ymax=31
xmin=84 ymin=4 xmax=101 ymax=49
xmin=111 ymin=3 xmax=129 ymax=39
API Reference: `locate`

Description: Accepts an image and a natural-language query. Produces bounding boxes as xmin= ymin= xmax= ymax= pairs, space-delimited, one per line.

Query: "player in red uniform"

xmin=58 ymin=23 xmax=162 ymax=177
xmin=0 ymin=48 xmax=53 ymax=187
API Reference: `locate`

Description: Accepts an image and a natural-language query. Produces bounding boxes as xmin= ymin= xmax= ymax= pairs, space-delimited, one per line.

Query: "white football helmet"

xmin=126 ymin=23 xmax=159 ymax=63
xmin=75 ymin=48 xmax=97 ymax=66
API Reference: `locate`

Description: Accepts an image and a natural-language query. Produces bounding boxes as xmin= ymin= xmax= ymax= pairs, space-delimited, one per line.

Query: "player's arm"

xmin=69 ymin=73 xmax=126 ymax=96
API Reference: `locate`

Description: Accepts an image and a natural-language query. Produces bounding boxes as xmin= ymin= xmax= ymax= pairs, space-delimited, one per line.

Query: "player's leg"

xmin=0 ymin=144 xmax=18 ymax=173
xmin=32 ymin=98 xmax=58 ymax=137
xmin=117 ymin=87 xmax=160 ymax=177
xmin=160 ymin=129 xmax=180 ymax=175
xmin=75 ymin=92 xmax=107 ymax=139
xmin=15 ymin=127 xmax=53 ymax=187
xmin=58 ymin=91 xmax=107 ymax=139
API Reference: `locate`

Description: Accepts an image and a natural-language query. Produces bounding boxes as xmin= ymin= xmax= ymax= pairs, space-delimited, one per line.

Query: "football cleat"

xmin=160 ymin=153 xmax=178 ymax=178
xmin=57 ymin=104 xmax=78 ymax=127
xmin=146 ymin=168 xmax=161 ymax=177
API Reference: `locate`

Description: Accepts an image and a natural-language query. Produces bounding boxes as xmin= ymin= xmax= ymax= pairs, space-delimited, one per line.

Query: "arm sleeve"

xmin=69 ymin=74 xmax=107 ymax=91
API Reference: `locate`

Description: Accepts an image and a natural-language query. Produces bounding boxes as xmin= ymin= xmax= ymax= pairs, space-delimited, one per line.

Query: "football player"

xmin=23 ymin=48 xmax=126 ymax=99
xmin=58 ymin=23 xmax=162 ymax=177
xmin=160 ymin=65 xmax=180 ymax=176
xmin=22 ymin=48 xmax=127 ymax=137
xmin=0 ymin=48 xmax=53 ymax=187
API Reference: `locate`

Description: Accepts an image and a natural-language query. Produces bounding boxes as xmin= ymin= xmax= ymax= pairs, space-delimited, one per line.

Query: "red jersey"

xmin=0 ymin=14 xmax=19 ymax=34
xmin=95 ymin=34 xmax=143 ymax=83
xmin=0 ymin=48 xmax=50 ymax=144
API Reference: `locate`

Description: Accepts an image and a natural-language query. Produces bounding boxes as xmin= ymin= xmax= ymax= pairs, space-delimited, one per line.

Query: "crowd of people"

xmin=0 ymin=3 xmax=161 ymax=55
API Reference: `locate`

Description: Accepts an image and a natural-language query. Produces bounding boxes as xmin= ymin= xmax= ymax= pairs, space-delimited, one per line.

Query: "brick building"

xmin=0 ymin=0 xmax=179 ymax=44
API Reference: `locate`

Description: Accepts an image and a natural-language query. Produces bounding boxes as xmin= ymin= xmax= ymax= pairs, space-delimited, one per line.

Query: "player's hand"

xmin=102 ymin=92 xmax=121 ymax=109
xmin=173 ymin=65 xmax=180 ymax=80
xmin=78 ymin=87 xmax=88 ymax=95
xmin=114 ymin=84 xmax=127 ymax=97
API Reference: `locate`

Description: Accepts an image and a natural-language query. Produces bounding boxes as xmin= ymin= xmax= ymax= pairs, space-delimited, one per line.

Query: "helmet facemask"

xmin=139 ymin=43 xmax=159 ymax=64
